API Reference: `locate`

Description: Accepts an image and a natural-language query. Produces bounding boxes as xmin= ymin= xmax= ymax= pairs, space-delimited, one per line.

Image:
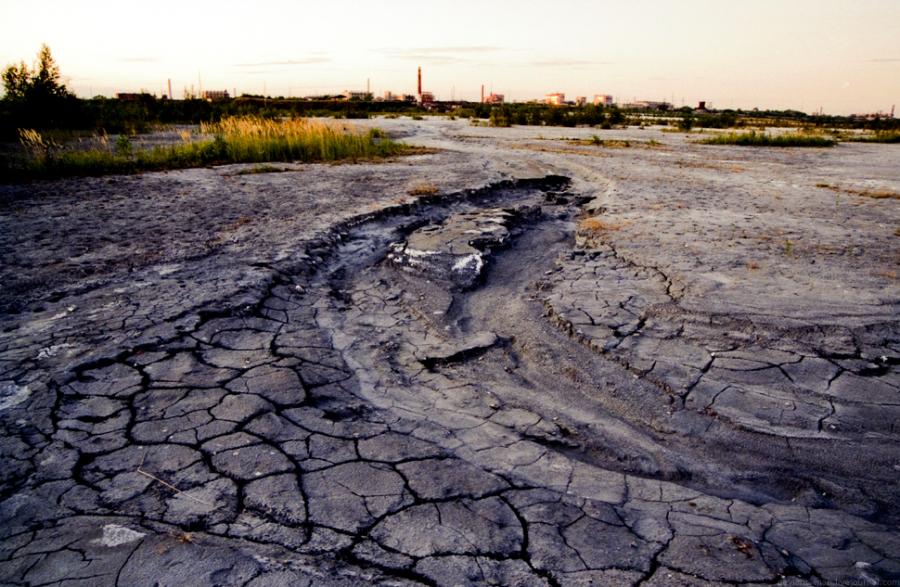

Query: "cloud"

xmin=234 ymin=56 xmax=331 ymax=67
xmin=382 ymin=46 xmax=503 ymax=64
xmin=386 ymin=46 xmax=502 ymax=56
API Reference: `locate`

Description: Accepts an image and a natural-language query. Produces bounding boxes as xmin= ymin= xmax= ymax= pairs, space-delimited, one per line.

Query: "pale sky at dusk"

xmin=1 ymin=0 xmax=898 ymax=115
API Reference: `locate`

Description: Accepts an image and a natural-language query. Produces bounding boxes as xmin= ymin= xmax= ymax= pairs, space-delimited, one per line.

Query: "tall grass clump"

xmin=699 ymin=131 xmax=836 ymax=147
xmin=8 ymin=116 xmax=408 ymax=180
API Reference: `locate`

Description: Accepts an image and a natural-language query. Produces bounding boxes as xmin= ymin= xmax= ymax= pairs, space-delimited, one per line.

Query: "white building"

xmin=545 ymin=93 xmax=565 ymax=106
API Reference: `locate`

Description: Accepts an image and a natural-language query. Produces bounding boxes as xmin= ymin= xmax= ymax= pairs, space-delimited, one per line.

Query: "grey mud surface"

xmin=1 ymin=119 xmax=898 ymax=586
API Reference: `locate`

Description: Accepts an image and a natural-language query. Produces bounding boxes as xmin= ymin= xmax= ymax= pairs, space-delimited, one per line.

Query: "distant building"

xmin=696 ymin=100 xmax=707 ymax=111
xmin=545 ymin=93 xmax=565 ymax=106
xmin=484 ymin=93 xmax=505 ymax=104
xmin=419 ymin=91 xmax=434 ymax=104
xmin=383 ymin=91 xmax=399 ymax=101
xmin=202 ymin=90 xmax=230 ymax=101
xmin=593 ymin=94 xmax=614 ymax=106
xmin=343 ymin=90 xmax=371 ymax=101
xmin=575 ymin=96 xmax=587 ymax=106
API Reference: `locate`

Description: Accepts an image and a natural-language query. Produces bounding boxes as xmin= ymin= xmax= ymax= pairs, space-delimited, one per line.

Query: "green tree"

xmin=1 ymin=60 xmax=31 ymax=100
xmin=2 ymin=44 xmax=71 ymax=102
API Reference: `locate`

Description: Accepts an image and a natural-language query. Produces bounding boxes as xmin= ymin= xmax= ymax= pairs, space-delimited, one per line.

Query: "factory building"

xmin=343 ymin=90 xmax=371 ymax=101
xmin=593 ymin=94 xmax=614 ymax=106
xmin=416 ymin=66 xmax=434 ymax=104
xmin=202 ymin=90 xmax=230 ymax=101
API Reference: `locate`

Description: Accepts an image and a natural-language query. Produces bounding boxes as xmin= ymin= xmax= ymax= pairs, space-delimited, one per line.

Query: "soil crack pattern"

xmin=1 ymin=120 xmax=899 ymax=586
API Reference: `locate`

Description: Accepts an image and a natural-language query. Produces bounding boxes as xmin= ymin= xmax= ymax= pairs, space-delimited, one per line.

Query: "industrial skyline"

xmin=2 ymin=0 xmax=899 ymax=115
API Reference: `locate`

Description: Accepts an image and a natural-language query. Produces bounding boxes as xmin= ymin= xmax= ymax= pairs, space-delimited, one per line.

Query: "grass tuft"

xmin=699 ymin=131 xmax=836 ymax=148
xmin=230 ymin=164 xmax=294 ymax=176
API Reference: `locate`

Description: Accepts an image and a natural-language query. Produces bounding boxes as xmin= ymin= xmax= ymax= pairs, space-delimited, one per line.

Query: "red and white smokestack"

xmin=417 ymin=66 xmax=422 ymax=96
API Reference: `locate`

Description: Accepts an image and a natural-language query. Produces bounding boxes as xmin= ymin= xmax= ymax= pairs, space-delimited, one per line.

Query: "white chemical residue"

xmin=95 ymin=524 xmax=146 ymax=547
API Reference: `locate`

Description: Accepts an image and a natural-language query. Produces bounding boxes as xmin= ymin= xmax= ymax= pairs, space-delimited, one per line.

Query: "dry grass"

xmin=816 ymin=183 xmax=900 ymax=200
xmin=578 ymin=217 xmax=628 ymax=233
xmin=571 ymin=137 xmax=632 ymax=148
xmin=511 ymin=144 xmax=610 ymax=158
xmin=675 ymin=159 xmax=746 ymax=172
xmin=746 ymin=261 xmax=760 ymax=271
xmin=407 ymin=182 xmax=439 ymax=196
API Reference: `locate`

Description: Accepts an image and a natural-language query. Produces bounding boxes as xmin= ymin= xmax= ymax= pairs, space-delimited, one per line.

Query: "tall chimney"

xmin=167 ymin=78 xmax=173 ymax=100
xmin=417 ymin=66 xmax=422 ymax=96
xmin=481 ymin=84 xmax=484 ymax=103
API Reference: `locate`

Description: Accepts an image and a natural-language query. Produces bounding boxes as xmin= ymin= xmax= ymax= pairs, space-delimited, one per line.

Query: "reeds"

xmin=9 ymin=117 xmax=408 ymax=180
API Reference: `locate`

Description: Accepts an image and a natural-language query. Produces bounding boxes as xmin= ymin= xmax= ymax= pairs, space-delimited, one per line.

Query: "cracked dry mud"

xmin=1 ymin=120 xmax=898 ymax=586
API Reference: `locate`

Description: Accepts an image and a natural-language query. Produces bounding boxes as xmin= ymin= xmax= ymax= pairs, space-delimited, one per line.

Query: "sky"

xmin=1 ymin=0 xmax=898 ymax=115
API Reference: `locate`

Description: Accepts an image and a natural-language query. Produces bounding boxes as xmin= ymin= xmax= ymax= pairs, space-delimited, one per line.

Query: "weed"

xmin=115 ymin=134 xmax=132 ymax=156
xmin=18 ymin=128 xmax=56 ymax=164
xmin=784 ymin=240 xmax=794 ymax=255
xmin=700 ymin=131 xmax=835 ymax=147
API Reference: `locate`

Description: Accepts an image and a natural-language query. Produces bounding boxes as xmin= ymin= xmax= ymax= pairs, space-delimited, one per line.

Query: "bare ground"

xmin=0 ymin=119 xmax=898 ymax=586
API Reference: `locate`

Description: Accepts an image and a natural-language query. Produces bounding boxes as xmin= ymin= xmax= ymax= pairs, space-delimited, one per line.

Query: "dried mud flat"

xmin=0 ymin=120 xmax=898 ymax=586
